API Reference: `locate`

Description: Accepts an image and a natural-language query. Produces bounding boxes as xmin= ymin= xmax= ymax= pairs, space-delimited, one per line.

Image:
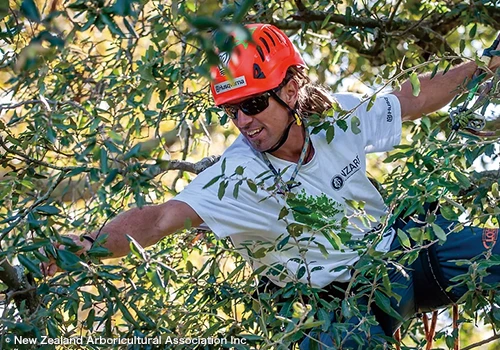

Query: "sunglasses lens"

xmin=221 ymin=92 xmax=271 ymax=120
xmin=222 ymin=105 xmax=238 ymax=119
xmin=240 ymin=94 xmax=270 ymax=115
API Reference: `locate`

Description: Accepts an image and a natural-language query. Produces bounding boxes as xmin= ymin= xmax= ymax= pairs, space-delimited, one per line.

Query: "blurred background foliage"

xmin=0 ymin=0 xmax=499 ymax=348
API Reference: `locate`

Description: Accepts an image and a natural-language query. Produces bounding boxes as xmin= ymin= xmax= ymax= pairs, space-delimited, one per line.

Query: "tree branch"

xmin=0 ymin=136 xmax=86 ymax=172
xmin=0 ymin=98 xmax=93 ymax=118
xmin=145 ymin=156 xmax=220 ymax=178
xmin=0 ymin=171 xmax=66 ymax=241
xmin=461 ymin=333 xmax=500 ymax=350
xmin=270 ymin=1 xmax=499 ymax=63
xmin=0 ymin=259 xmax=40 ymax=315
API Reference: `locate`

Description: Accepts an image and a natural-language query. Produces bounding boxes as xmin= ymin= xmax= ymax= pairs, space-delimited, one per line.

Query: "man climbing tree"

xmin=40 ymin=24 xmax=500 ymax=348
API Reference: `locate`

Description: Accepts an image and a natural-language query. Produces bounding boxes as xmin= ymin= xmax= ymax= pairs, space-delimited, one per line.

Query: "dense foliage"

xmin=0 ymin=0 xmax=499 ymax=349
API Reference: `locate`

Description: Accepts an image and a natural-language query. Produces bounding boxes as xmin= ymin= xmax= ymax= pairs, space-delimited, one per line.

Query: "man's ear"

xmin=280 ymin=79 xmax=299 ymax=108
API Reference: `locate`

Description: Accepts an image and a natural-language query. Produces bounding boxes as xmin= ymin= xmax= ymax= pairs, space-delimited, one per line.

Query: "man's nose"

xmin=235 ymin=110 xmax=253 ymax=128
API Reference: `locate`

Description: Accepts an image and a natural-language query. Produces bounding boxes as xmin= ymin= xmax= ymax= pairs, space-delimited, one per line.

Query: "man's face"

xmin=230 ymin=92 xmax=290 ymax=152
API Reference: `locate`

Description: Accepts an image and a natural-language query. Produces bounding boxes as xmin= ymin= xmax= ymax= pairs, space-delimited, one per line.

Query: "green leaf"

xmin=235 ymin=166 xmax=244 ymax=175
xmin=104 ymin=169 xmax=119 ymax=186
xmin=240 ymin=334 xmax=264 ymax=341
xmin=126 ymin=235 xmax=148 ymax=261
xmin=247 ymin=180 xmax=257 ymax=193
xmin=469 ymin=23 xmax=477 ymax=38
xmin=87 ymin=309 xmax=95 ymax=329
xmin=286 ymin=223 xmax=305 ymax=237
xmin=291 ymin=206 xmax=312 ymax=215
xmin=35 ymin=205 xmax=60 ymax=215
xmin=326 ymin=125 xmax=335 ymax=143
xmin=21 ymin=0 xmax=41 ymax=22
xmin=374 ymin=290 xmax=403 ymax=321
xmin=189 ymin=16 xmax=221 ymax=31
xmin=297 ymin=266 xmax=306 ymax=279
xmin=367 ymin=95 xmax=376 ymax=111
xmin=100 ymin=147 xmax=108 ymax=174
xmin=440 ymin=206 xmax=459 ymax=221
xmin=336 ymin=120 xmax=348 ymax=131
xmin=232 ymin=182 xmax=240 ymax=199
xmin=203 ymin=175 xmax=222 ymax=189
xmin=148 ymin=266 xmax=166 ymax=289
xmin=278 ymin=207 xmax=289 ymax=220
xmin=277 ymin=236 xmax=290 ymax=250
xmin=234 ymin=0 xmax=255 ymax=23
xmin=431 ymin=64 xmax=439 ymax=79
xmin=111 ymin=0 xmax=133 ymax=16
xmin=321 ymin=231 xmax=342 ymax=250
xmin=432 ymin=223 xmax=447 ymax=242
xmin=316 ymin=242 xmax=329 ymax=258
xmin=100 ymin=13 xmax=125 ymax=37
xmin=117 ymin=301 xmax=139 ymax=327
xmin=57 ymin=249 xmax=83 ymax=269
xmin=123 ymin=144 xmax=141 ymax=160
xmin=47 ymin=318 xmax=60 ymax=337
xmin=408 ymin=227 xmax=424 ymax=243
xmin=397 ymin=229 xmax=411 ymax=248
xmin=345 ymin=6 xmax=352 ymax=23
xmin=453 ymin=171 xmax=471 ymax=189
xmin=221 ymin=158 xmax=227 ymax=173
xmin=0 ymin=0 xmax=9 ymax=21
xmin=409 ymin=72 xmax=421 ymax=97
xmin=350 ymin=116 xmax=361 ymax=134
xmin=217 ymin=181 xmax=228 ymax=200
xmin=18 ymin=254 xmax=44 ymax=278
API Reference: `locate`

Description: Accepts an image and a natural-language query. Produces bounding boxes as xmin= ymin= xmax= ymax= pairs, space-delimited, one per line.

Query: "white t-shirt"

xmin=175 ymin=93 xmax=402 ymax=288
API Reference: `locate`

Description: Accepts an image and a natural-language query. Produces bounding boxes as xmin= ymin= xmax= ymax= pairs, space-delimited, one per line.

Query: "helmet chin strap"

xmin=263 ymin=91 xmax=303 ymax=153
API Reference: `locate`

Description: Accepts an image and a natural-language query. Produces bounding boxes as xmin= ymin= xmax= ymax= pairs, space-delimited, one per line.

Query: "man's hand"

xmin=40 ymin=234 xmax=92 ymax=277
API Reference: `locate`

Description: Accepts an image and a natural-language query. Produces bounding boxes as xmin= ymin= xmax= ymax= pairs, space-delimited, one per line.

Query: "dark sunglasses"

xmin=221 ymin=91 xmax=274 ymax=120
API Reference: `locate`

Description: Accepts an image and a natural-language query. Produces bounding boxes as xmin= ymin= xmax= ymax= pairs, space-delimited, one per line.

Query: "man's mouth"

xmin=246 ymin=128 xmax=263 ymax=138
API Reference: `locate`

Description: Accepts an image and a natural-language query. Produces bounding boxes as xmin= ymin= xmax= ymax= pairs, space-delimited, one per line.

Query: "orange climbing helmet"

xmin=210 ymin=23 xmax=307 ymax=106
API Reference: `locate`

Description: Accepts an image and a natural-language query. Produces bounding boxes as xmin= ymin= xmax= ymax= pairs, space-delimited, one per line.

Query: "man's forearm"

xmin=86 ymin=205 xmax=171 ymax=258
xmin=395 ymin=61 xmax=478 ymax=121
xmin=84 ymin=201 xmax=201 ymax=258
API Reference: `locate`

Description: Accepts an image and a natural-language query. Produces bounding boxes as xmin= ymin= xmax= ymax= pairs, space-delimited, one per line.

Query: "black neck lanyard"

xmin=261 ymin=126 xmax=311 ymax=194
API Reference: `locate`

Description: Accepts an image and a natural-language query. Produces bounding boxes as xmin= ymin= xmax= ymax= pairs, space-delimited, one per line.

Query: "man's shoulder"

xmin=332 ymin=92 xmax=367 ymax=111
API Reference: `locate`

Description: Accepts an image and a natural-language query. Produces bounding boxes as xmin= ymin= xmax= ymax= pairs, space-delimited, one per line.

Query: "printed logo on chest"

xmin=331 ymin=155 xmax=361 ymax=190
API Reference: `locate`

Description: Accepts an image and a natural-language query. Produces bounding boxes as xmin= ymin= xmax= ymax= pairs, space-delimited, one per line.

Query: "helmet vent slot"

xmin=264 ymin=31 xmax=276 ymax=46
xmin=259 ymin=37 xmax=270 ymax=53
xmin=256 ymin=45 xmax=265 ymax=62
xmin=270 ymin=28 xmax=285 ymax=44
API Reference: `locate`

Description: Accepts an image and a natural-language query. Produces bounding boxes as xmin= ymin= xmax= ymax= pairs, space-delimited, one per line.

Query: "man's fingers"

xmin=40 ymin=261 xmax=60 ymax=277
xmin=38 ymin=234 xmax=92 ymax=277
xmin=48 ymin=263 xmax=59 ymax=277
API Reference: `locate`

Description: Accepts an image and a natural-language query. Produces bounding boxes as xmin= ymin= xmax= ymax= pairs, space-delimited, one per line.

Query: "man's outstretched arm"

xmin=394 ymin=39 xmax=500 ymax=121
xmin=42 ymin=200 xmax=203 ymax=276
xmin=394 ymin=62 xmax=478 ymax=121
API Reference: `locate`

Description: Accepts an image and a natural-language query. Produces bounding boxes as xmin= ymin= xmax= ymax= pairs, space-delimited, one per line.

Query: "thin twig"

xmin=0 ymin=99 xmax=93 ymax=118
xmin=0 ymin=171 xmax=66 ymax=241
xmin=387 ymin=0 xmax=404 ymax=29
xmin=0 ymin=136 xmax=87 ymax=172
xmin=461 ymin=334 xmax=500 ymax=350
